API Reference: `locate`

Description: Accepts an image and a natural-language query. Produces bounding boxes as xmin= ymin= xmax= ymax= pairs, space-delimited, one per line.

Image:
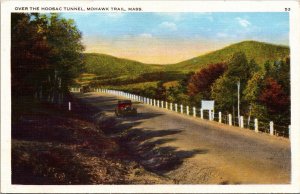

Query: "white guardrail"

xmin=70 ymin=87 xmax=291 ymax=139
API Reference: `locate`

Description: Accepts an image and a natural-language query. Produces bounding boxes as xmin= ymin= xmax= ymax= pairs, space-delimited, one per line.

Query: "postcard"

xmin=1 ymin=0 xmax=300 ymax=193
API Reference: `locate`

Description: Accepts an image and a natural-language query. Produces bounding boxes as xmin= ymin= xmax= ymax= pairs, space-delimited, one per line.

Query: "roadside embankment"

xmin=11 ymin=95 xmax=172 ymax=184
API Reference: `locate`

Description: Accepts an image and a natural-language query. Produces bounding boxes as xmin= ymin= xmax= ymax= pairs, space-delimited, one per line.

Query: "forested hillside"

xmin=166 ymin=41 xmax=289 ymax=72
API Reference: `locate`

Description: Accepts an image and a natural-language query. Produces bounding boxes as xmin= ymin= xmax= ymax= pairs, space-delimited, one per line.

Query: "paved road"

xmin=75 ymin=92 xmax=291 ymax=184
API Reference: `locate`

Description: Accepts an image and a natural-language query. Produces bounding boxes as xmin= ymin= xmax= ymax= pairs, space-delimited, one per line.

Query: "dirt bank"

xmin=11 ymin=96 xmax=172 ymax=184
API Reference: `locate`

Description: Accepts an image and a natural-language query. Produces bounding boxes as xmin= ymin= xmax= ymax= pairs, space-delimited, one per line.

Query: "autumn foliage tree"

xmin=11 ymin=13 xmax=51 ymax=96
xmin=11 ymin=13 xmax=84 ymax=104
xmin=259 ymin=77 xmax=289 ymax=114
xmin=187 ymin=63 xmax=227 ymax=98
xmin=242 ymin=58 xmax=290 ymax=125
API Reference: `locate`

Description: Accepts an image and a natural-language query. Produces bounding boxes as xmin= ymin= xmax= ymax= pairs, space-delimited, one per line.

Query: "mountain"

xmin=164 ymin=41 xmax=289 ymax=72
xmin=84 ymin=53 xmax=162 ymax=79
xmin=82 ymin=41 xmax=289 ymax=88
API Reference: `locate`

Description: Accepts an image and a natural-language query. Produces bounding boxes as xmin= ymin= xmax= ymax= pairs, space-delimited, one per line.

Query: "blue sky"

xmin=63 ymin=12 xmax=289 ymax=64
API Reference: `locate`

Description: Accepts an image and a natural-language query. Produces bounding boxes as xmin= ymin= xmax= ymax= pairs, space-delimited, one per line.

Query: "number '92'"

xmin=285 ymin=8 xmax=291 ymax=11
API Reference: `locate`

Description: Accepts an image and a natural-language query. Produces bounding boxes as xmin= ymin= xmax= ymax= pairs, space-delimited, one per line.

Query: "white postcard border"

xmin=1 ymin=0 xmax=300 ymax=193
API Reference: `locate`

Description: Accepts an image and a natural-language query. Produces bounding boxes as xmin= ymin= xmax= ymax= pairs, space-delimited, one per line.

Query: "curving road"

xmin=75 ymin=92 xmax=291 ymax=184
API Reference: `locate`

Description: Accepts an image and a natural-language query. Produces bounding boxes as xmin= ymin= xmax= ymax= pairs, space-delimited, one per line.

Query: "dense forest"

xmin=141 ymin=52 xmax=290 ymax=130
xmin=11 ymin=13 xmax=84 ymax=105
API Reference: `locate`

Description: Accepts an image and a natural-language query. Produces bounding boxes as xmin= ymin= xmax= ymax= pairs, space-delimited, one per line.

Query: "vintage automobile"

xmin=80 ymin=85 xmax=91 ymax=93
xmin=115 ymin=100 xmax=137 ymax=116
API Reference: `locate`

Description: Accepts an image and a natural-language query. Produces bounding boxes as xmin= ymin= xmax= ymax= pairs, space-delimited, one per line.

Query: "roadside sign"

xmin=201 ymin=100 xmax=214 ymax=110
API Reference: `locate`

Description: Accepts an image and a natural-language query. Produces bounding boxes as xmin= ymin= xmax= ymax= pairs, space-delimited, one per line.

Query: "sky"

xmin=63 ymin=12 xmax=289 ymax=64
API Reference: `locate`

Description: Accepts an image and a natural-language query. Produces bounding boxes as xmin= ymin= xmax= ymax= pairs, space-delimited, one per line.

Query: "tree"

xmin=211 ymin=75 xmax=237 ymax=112
xmin=187 ymin=63 xmax=226 ymax=98
xmin=211 ymin=52 xmax=259 ymax=113
xmin=264 ymin=60 xmax=271 ymax=74
xmin=166 ymin=86 xmax=181 ymax=102
xmin=244 ymin=71 xmax=265 ymax=104
xmin=259 ymin=77 xmax=289 ymax=114
xmin=178 ymin=72 xmax=194 ymax=94
xmin=261 ymin=58 xmax=290 ymax=122
xmin=143 ymin=86 xmax=156 ymax=99
xmin=268 ymin=58 xmax=290 ymax=94
xmin=11 ymin=13 xmax=51 ymax=97
xmin=155 ymin=81 xmax=167 ymax=100
xmin=46 ymin=14 xmax=84 ymax=103
xmin=11 ymin=13 xmax=84 ymax=104
xmin=224 ymin=52 xmax=258 ymax=89
xmin=243 ymin=71 xmax=266 ymax=124
xmin=176 ymin=93 xmax=190 ymax=105
xmin=243 ymin=59 xmax=290 ymax=126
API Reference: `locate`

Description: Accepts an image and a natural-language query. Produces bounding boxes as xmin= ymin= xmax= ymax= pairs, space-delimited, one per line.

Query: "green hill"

xmin=84 ymin=53 xmax=162 ymax=78
xmin=82 ymin=41 xmax=289 ymax=88
xmin=165 ymin=40 xmax=289 ymax=72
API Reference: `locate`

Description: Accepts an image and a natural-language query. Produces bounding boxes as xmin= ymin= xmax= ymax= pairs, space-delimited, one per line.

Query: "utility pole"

xmin=237 ymin=80 xmax=240 ymax=126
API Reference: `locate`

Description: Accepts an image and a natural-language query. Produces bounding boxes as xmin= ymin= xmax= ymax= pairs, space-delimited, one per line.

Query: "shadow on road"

xmin=76 ymin=93 xmax=122 ymax=111
xmin=74 ymin=93 xmax=208 ymax=175
xmin=120 ymin=127 xmax=207 ymax=174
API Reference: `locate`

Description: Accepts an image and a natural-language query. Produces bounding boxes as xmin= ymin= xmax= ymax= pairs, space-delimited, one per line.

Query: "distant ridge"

xmin=83 ymin=53 xmax=163 ymax=78
xmin=83 ymin=40 xmax=290 ymax=78
xmin=165 ymin=40 xmax=289 ymax=72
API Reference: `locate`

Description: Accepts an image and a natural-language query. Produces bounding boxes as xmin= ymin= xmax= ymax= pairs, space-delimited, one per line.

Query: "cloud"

xmin=159 ymin=21 xmax=177 ymax=31
xmin=236 ymin=17 xmax=251 ymax=28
